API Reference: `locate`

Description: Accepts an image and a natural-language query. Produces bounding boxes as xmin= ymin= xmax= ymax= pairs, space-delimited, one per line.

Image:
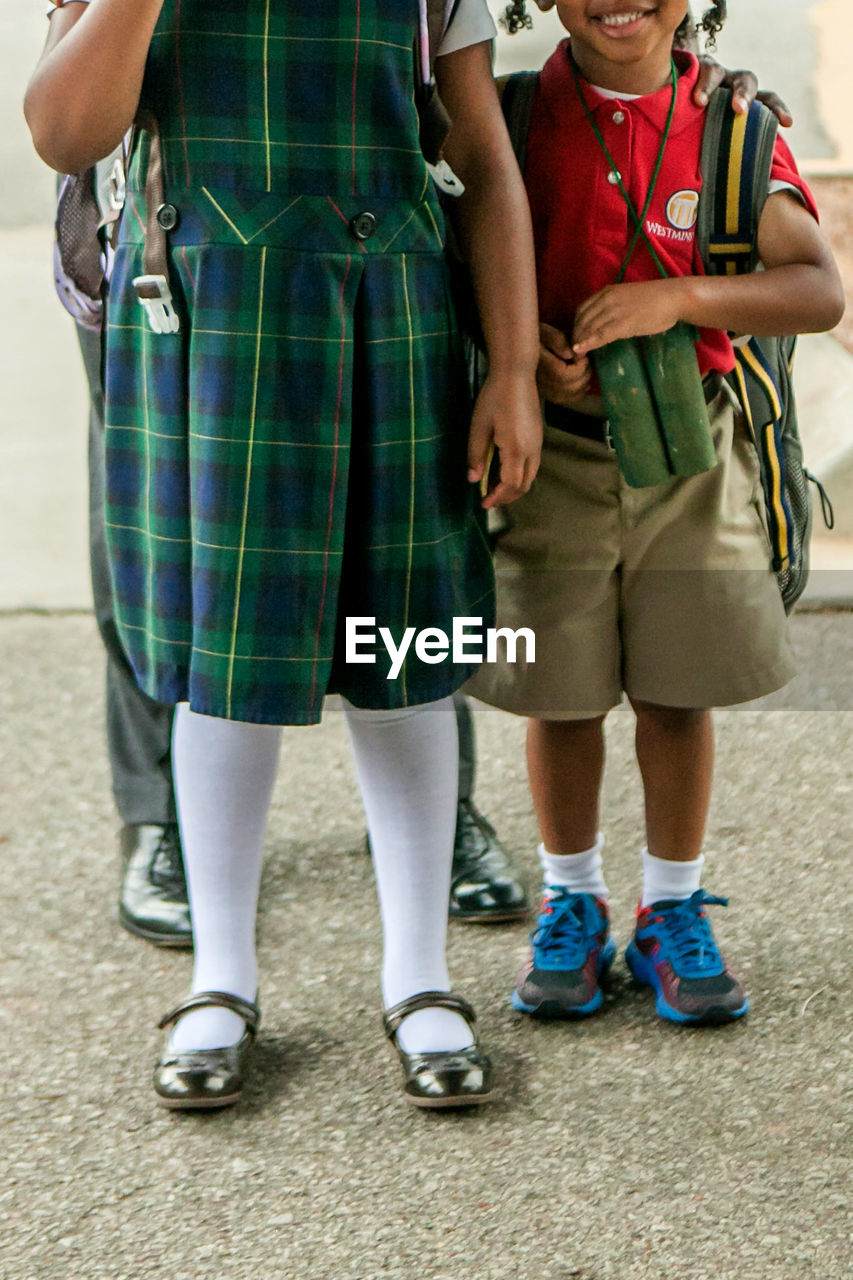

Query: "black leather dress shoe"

xmin=449 ymin=800 xmax=528 ymax=923
xmin=118 ymin=823 xmax=192 ymax=948
xmin=383 ymin=991 xmax=493 ymax=1109
xmin=153 ymin=991 xmax=260 ymax=1110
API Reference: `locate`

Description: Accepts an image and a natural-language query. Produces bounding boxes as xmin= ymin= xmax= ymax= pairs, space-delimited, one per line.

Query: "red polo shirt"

xmin=524 ymin=44 xmax=818 ymax=376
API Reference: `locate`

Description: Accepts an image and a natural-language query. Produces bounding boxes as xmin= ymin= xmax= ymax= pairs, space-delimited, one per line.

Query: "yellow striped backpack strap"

xmin=697 ymin=90 xmax=826 ymax=611
xmin=697 ymin=89 xmax=778 ymax=277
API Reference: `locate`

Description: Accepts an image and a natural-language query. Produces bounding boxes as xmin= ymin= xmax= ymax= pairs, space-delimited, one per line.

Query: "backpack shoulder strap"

xmin=697 ymin=89 xmax=785 ymax=448
xmin=698 ymin=93 xmax=809 ymax=587
xmin=417 ymin=0 xmax=463 ymax=164
xmin=697 ymin=89 xmax=779 ymax=278
xmin=425 ymin=0 xmax=462 ymax=79
xmin=496 ymin=70 xmax=539 ymax=174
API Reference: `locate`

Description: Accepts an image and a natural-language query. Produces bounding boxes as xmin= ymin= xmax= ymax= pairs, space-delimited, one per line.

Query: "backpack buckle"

xmin=426 ymin=158 xmax=465 ymax=198
xmin=132 ymin=274 xmax=180 ymax=334
xmin=109 ymin=155 xmax=127 ymax=212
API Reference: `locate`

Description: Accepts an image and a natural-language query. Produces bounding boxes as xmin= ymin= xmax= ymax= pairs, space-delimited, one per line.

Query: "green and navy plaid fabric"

xmin=104 ymin=0 xmax=493 ymax=724
xmin=139 ymin=0 xmax=432 ymax=199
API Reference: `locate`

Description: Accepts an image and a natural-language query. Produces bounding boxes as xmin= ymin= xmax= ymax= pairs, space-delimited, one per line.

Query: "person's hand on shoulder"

xmin=693 ymin=60 xmax=793 ymax=125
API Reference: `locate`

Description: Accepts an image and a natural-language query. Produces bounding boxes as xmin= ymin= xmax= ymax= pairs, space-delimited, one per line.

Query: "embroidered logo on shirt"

xmin=665 ymin=189 xmax=700 ymax=231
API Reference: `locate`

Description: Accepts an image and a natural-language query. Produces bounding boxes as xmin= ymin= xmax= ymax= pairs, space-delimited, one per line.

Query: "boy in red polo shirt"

xmin=470 ymin=0 xmax=844 ymax=1024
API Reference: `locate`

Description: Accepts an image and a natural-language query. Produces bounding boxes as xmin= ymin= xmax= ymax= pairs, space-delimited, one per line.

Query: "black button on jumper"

xmin=156 ymin=203 xmax=180 ymax=231
xmin=350 ymin=212 xmax=377 ymax=241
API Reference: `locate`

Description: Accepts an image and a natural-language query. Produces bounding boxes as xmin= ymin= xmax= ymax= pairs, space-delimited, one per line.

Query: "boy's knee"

xmin=530 ymin=715 xmax=606 ymax=735
xmin=629 ymin=700 xmax=709 ymax=733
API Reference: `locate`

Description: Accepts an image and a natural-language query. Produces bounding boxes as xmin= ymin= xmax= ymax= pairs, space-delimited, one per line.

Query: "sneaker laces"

xmin=531 ymin=889 xmax=603 ymax=969
xmin=651 ymin=889 xmax=728 ymax=977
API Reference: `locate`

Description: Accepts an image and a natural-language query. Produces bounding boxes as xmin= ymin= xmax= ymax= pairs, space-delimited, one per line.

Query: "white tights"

xmin=169 ymin=698 xmax=474 ymax=1056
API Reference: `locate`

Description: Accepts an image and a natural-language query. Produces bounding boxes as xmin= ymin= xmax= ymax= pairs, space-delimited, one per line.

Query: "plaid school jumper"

xmin=104 ymin=0 xmax=494 ymax=725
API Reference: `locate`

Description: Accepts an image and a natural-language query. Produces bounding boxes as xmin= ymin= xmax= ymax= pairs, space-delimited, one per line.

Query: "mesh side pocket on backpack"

xmin=54 ymin=169 xmax=104 ymax=330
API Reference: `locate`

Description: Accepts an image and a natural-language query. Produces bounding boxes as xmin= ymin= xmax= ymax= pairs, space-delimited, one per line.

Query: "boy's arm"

xmin=572 ymin=194 xmax=845 ymax=355
xmin=25 ymin=0 xmax=164 ymax=173
xmin=436 ymin=41 xmax=542 ymax=507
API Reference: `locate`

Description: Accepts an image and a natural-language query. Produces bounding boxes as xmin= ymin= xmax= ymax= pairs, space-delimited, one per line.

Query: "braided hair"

xmin=500 ymin=1 xmax=533 ymax=35
xmin=676 ymin=3 xmax=728 ymax=51
xmin=501 ymin=4 xmax=728 ymax=50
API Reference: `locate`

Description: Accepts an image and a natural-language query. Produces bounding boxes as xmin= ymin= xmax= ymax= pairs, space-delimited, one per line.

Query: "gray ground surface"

xmin=2 ymin=612 xmax=850 ymax=1280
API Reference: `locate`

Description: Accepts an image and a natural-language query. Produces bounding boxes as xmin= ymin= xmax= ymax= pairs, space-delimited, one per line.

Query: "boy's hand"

xmin=572 ymin=280 xmax=686 ymax=356
xmin=537 ymin=322 xmax=592 ymax=405
xmin=467 ymin=370 xmax=542 ymax=509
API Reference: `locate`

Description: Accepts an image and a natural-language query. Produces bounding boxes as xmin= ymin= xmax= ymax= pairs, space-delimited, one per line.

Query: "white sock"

xmin=169 ymin=704 xmax=282 ymax=1052
xmin=640 ymin=847 xmax=705 ymax=908
xmin=539 ymin=834 xmax=608 ymax=899
xmin=343 ymin=697 xmax=474 ymax=1055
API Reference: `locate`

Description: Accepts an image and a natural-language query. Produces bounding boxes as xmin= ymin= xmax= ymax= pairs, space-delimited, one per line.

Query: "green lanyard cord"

xmin=569 ymin=53 xmax=678 ymax=282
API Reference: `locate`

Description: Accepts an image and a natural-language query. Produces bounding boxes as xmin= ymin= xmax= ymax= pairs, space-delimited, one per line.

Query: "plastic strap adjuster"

xmin=109 ymin=155 xmax=127 ymax=212
xmin=132 ymin=274 xmax=180 ymax=334
xmin=426 ymin=158 xmax=465 ymax=197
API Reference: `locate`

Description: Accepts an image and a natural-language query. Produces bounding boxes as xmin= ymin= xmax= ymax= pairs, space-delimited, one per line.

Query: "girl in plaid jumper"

xmin=26 ymin=0 xmax=542 ymax=1109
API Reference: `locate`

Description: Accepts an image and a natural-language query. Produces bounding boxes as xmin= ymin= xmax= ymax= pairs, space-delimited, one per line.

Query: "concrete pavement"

xmin=1 ymin=610 xmax=851 ymax=1280
xmin=2 ymin=5 xmax=852 ymax=1277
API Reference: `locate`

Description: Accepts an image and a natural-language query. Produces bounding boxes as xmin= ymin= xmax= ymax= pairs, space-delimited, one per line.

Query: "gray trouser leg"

xmin=453 ymin=691 xmax=475 ymax=804
xmin=79 ymin=323 xmax=176 ymax=825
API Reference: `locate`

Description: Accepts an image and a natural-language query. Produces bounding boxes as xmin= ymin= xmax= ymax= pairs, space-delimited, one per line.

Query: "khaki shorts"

xmin=468 ymin=385 xmax=796 ymax=718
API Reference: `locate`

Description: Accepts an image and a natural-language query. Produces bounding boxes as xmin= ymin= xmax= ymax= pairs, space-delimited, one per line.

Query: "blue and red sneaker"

xmin=512 ymin=888 xmax=616 ymax=1018
xmin=625 ymin=890 xmax=749 ymax=1025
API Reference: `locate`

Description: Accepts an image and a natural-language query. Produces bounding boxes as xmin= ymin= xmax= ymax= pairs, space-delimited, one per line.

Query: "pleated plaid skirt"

xmin=103 ymin=0 xmax=494 ymax=724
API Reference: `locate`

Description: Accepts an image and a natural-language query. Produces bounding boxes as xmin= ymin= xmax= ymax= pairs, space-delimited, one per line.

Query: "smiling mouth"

xmin=594 ymin=10 xmax=652 ymax=28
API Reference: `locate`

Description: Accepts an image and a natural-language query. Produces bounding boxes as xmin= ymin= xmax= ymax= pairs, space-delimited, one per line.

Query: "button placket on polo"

xmin=596 ymin=102 xmax=633 ymax=254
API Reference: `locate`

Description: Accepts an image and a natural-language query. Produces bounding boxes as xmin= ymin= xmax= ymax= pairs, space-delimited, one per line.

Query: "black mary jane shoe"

xmin=382 ymin=991 xmax=493 ymax=1109
xmin=153 ymin=991 xmax=260 ymax=1111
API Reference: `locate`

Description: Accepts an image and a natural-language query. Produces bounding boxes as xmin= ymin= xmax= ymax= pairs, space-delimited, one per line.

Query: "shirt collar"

xmin=540 ymin=41 xmax=703 ymax=138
